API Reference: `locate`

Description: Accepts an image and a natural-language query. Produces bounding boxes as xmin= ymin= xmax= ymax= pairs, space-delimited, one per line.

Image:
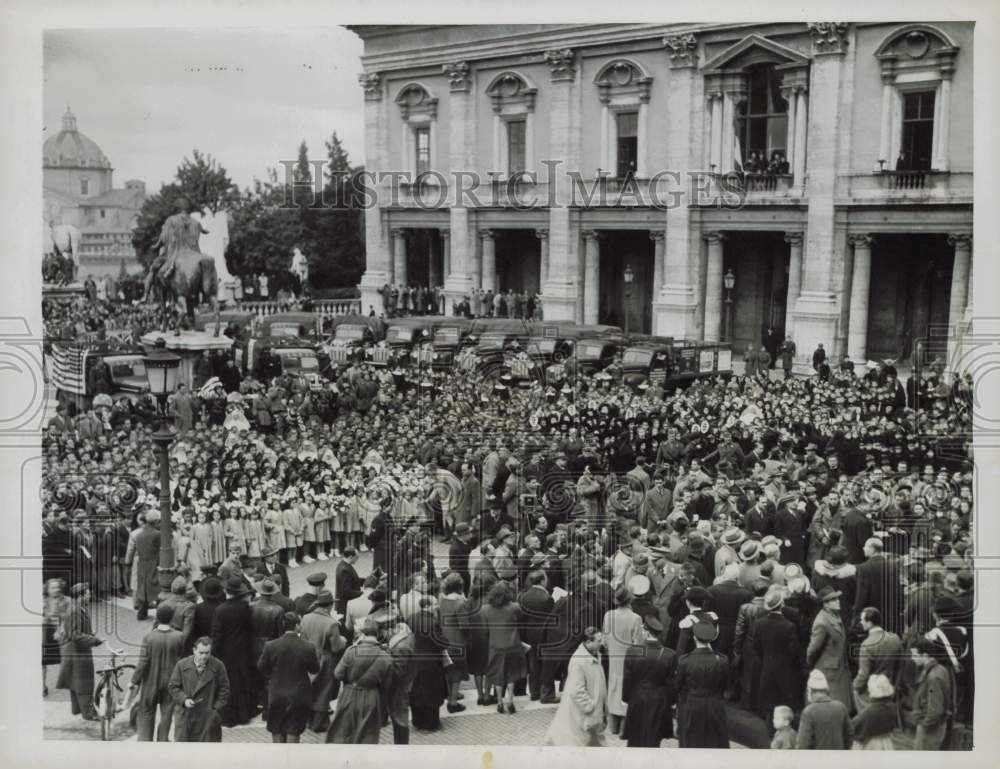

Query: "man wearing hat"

xmin=132 ymin=604 xmax=184 ymax=741
xmin=707 ymin=563 xmax=752 ymax=660
xmin=675 ymin=614 xmax=730 ymax=748
xmin=714 ymin=527 xmax=745 ymax=578
xmin=296 ymin=571 xmax=327 ymax=617
xmin=212 ymin=577 xmax=258 ymax=728
xmin=754 ymin=587 xmax=803 ymax=724
xmin=299 ymin=589 xmax=346 ymax=732
xmin=806 ymin=585 xmax=853 ymax=713
xmin=621 ymin=614 xmax=676 ymax=747
xmin=250 ymin=579 xmax=287 ymax=708
xmin=797 ymin=669 xmax=853 ymax=749
xmin=258 ymin=546 xmax=290 ymax=598
xmin=56 ymin=583 xmax=104 ymax=721
xmin=736 ymin=539 xmax=763 ymax=589
xmin=675 ymin=586 xmax=715 ymax=657
xmin=257 ymin=612 xmax=320 ymax=743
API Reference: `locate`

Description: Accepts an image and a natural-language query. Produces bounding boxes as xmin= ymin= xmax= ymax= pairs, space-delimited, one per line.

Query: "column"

xmin=441 ymin=228 xmax=451 ymax=279
xmin=582 ymin=230 xmax=601 ymax=325
xmin=480 ymin=229 xmax=496 ymax=292
xmin=784 ymin=86 xmax=797 ymax=175
xmin=710 ymin=93 xmax=723 ymax=172
xmin=934 ymin=75 xmax=952 ymax=171
xmin=541 ymin=48 xmax=580 ymax=321
xmin=637 ymin=101 xmax=649 ymax=177
xmin=721 ymin=94 xmax=735 ymax=172
xmin=847 ymin=234 xmax=873 ymax=362
xmin=657 ymin=39 xmax=699 ymax=338
xmin=356 ymin=72 xmax=392 ymax=313
xmin=703 ymin=232 xmax=725 ymax=342
xmin=600 ymin=103 xmax=610 ymax=174
xmin=784 ymin=231 xmax=804 ymax=318
xmin=792 ymin=24 xmax=851 ymax=366
xmin=392 ymin=228 xmax=408 ymax=287
xmin=650 ymin=230 xmax=665 ymax=292
xmin=536 ymin=229 xmax=549 ymax=288
xmin=793 ymin=89 xmax=808 ymax=185
xmin=443 ymin=61 xmax=474 ymax=310
xmin=878 ymin=74 xmax=894 ymax=165
xmin=948 ymin=233 xmax=972 ymax=338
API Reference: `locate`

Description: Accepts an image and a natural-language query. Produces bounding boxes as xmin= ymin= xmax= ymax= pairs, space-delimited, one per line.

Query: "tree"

xmin=294 ymin=140 xmax=311 ymax=184
xmin=325 ymin=131 xmax=352 ymax=179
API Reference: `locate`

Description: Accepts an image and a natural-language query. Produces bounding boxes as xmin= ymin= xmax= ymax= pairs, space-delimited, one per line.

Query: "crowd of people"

xmin=377 ymin=283 xmax=542 ymax=321
xmin=41 ymin=292 xmax=975 ymax=749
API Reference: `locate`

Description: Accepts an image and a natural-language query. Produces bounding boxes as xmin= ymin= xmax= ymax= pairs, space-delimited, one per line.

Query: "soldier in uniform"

xmin=675 ymin=616 xmax=730 ymax=748
xmin=295 ymin=572 xmax=327 ymax=617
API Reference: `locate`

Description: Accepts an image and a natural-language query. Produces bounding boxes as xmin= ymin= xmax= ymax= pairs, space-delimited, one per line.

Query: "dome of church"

xmin=43 ymin=108 xmax=111 ymax=170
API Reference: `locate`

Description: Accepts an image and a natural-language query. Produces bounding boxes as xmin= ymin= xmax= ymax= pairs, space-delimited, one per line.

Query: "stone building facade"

xmin=350 ymin=23 xmax=973 ymax=367
xmin=43 ymin=108 xmax=146 ymax=278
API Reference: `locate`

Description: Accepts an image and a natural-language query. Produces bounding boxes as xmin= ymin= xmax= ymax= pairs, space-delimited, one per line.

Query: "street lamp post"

xmin=143 ymin=338 xmax=181 ymax=602
xmin=623 ymin=264 xmax=635 ymax=336
xmin=723 ymin=268 xmax=736 ymax=343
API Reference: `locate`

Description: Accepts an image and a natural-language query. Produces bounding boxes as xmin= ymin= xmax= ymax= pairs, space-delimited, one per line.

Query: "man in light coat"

xmin=126 ymin=509 xmax=160 ymax=621
xmin=544 ymin=627 xmax=607 ymax=746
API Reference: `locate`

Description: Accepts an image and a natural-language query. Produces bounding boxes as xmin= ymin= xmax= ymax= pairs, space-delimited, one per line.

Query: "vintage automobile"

xmin=240 ymin=312 xmax=330 ymax=383
xmin=572 ymin=329 xmax=628 ymax=375
xmin=429 ymin=318 xmax=474 ymax=369
xmin=325 ymin=314 xmax=385 ymax=364
xmin=379 ymin=316 xmax=454 ymax=367
xmin=50 ymin=344 xmax=150 ymax=411
xmin=670 ymin=340 xmax=733 ymax=386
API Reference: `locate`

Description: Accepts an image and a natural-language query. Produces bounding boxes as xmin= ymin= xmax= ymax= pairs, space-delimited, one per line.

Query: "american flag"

xmin=50 ymin=344 xmax=87 ymax=395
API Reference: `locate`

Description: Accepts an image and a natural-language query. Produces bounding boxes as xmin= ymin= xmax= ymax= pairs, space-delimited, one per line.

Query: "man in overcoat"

xmin=752 ymin=589 xmax=803 ymax=724
xmin=675 ymin=617 xmax=730 ymax=748
xmin=126 ymin=508 xmax=160 ymax=621
xmin=56 ymin=583 xmax=104 ymax=720
xmin=132 ymin=604 xmax=184 ymax=741
xmin=299 ymin=589 xmax=346 ymax=732
xmin=257 ymin=612 xmax=320 ymax=743
xmin=167 ymin=636 xmax=230 ymax=742
xmin=210 ymin=577 xmax=258 ymax=727
xmin=334 ymin=547 xmax=363 ymax=617
xmin=852 ymin=537 xmax=904 ymax=635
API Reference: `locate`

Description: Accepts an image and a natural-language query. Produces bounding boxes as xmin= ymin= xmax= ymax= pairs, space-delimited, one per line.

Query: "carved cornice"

xmin=809 ymin=23 xmax=850 ymax=56
xmin=848 ymin=234 xmax=875 ymax=249
xmin=545 ymin=48 xmax=576 ymax=82
xmin=784 ymin=231 xmax=804 ymax=247
xmin=442 ymin=61 xmax=472 ymax=92
xmin=664 ymin=33 xmax=698 ymax=69
xmin=649 ymin=230 xmax=666 ymax=242
xmin=358 ymin=72 xmax=383 ymax=101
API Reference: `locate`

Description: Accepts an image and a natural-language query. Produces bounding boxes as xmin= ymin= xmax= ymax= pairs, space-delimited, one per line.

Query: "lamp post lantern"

xmin=723 ymin=268 xmax=736 ymax=343
xmin=143 ymin=338 xmax=181 ymax=601
xmin=623 ymin=264 xmax=635 ymax=335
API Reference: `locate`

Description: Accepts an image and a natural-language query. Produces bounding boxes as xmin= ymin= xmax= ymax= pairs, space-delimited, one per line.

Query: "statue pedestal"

xmin=140 ymin=331 xmax=233 ymax=389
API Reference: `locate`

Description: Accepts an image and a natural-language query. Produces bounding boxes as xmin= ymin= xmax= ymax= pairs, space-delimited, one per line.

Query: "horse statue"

xmin=147 ymin=207 xmax=220 ymax=337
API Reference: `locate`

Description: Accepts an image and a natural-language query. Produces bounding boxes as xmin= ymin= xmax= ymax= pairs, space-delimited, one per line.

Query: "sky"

xmin=43 ymin=27 xmax=365 ymax=193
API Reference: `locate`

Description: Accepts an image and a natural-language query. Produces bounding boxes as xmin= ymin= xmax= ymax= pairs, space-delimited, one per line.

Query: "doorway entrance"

xmin=598 ymin=230 xmax=654 ymax=334
xmin=722 ymin=232 xmax=789 ymax=357
xmin=495 ymin=230 xmax=541 ymax=294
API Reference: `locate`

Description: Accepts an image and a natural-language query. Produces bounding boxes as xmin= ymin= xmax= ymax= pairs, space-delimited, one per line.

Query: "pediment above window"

xmin=875 ymin=25 xmax=959 ymax=79
xmin=485 ymin=72 xmax=538 ymax=113
xmin=394 ymin=83 xmax=438 ymax=121
xmin=702 ymin=33 xmax=810 ymax=73
xmin=594 ymin=59 xmax=653 ymax=104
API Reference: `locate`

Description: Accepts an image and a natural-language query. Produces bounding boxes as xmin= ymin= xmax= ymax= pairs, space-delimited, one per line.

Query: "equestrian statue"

xmin=144 ymin=197 xmax=220 ymax=337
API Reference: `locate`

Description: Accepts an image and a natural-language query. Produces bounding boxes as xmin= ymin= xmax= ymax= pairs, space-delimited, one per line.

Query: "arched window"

xmin=736 ymin=65 xmax=788 ymax=171
xmin=594 ymin=60 xmax=652 ymax=178
xmin=394 ymin=83 xmax=438 ymax=179
xmin=485 ymin=72 xmax=538 ymax=177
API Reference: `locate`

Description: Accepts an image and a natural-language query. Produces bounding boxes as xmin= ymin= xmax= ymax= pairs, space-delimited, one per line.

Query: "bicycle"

xmin=93 ymin=647 xmax=135 ymax=741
